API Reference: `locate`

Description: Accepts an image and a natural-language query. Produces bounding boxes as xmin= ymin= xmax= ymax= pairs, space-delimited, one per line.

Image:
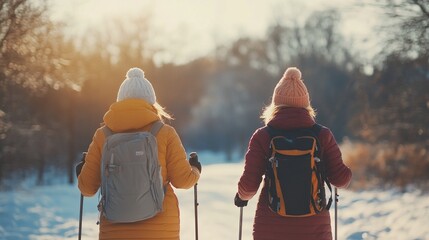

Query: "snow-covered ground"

xmin=1 ymin=162 xmax=428 ymax=240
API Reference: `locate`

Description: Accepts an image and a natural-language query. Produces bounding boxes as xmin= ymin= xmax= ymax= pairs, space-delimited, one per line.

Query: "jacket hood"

xmin=267 ymin=107 xmax=315 ymax=130
xmin=103 ymin=99 xmax=159 ymax=132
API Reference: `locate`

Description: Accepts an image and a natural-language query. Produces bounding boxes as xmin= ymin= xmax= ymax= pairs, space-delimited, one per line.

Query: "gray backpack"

xmin=99 ymin=120 xmax=164 ymax=223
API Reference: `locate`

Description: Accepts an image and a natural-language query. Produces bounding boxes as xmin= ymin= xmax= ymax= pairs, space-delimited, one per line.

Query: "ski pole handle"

xmin=189 ymin=152 xmax=201 ymax=173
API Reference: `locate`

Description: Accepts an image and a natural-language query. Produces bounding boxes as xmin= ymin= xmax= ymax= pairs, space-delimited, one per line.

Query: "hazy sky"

xmin=49 ymin=0 xmax=382 ymax=64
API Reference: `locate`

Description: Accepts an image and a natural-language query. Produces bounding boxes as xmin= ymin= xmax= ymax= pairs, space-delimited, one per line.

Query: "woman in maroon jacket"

xmin=235 ymin=67 xmax=352 ymax=240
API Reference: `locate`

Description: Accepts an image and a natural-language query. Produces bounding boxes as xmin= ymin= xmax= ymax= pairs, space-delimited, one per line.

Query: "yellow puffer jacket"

xmin=78 ymin=99 xmax=200 ymax=240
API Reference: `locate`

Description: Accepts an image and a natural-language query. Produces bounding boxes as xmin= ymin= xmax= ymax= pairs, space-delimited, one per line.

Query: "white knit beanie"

xmin=116 ymin=67 xmax=156 ymax=104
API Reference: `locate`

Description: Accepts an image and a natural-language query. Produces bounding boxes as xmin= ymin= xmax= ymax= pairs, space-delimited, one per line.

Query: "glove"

xmin=75 ymin=152 xmax=87 ymax=178
xmin=189 ymin=152 xmax=202 ymax=173
xmin=234 ymin=193 xmax=248 ymax=207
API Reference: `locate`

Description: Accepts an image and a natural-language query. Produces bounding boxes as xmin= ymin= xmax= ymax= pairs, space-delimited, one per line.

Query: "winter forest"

xmin=0 ymin=0 xmax=429 ymax=239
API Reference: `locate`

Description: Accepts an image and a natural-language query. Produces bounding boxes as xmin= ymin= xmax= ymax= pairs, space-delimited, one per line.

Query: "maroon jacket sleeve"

xmin=237 ymin=128 xmax=271 ymax=200
xmin=319 ymin=127 xmax=352 ymax=188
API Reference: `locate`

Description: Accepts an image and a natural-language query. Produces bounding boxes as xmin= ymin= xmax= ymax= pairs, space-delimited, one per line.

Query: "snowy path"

xmin=1 ymin=163 xmax=428 ymax=240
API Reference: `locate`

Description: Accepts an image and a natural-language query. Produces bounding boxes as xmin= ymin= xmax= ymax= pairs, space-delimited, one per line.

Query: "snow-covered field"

xmin=1 ymin=162 xmax=428 ymax=240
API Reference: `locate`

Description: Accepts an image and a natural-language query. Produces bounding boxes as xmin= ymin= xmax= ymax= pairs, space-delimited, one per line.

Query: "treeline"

xmin=0 ymin=0 xmax=428 ymax=189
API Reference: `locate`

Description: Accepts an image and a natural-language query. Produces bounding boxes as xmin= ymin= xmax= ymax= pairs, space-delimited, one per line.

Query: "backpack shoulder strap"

xmin=150 ymin=120 xmax=164 ymax=136
xmin=309 ymin=124 xmax=322 ymax=156
xmin=265 ymin=124 xmax=277 ymax=138
xmin=311 ymin=123 xmax=323 ymax=135
xmin=102 ymin=125 xmax=114 ymax=138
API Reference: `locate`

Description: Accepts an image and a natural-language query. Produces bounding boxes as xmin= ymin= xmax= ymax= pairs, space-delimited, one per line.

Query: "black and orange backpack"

xmin=265 ymin=124 xmax=332 ymax=217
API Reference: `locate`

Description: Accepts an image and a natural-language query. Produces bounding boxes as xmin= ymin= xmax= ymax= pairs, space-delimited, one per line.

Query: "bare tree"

xmin=353 ymin=0 xmax=429 ymax=144
xmin=0 ymin=0 xmax=80 ymax=187
xmin=375 ymin=0 xmax=429 ymax=56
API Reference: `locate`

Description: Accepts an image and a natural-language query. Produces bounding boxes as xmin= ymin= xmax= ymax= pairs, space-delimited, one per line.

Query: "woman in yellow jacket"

xmin=77 ymin=67 xmax=201 ymax=239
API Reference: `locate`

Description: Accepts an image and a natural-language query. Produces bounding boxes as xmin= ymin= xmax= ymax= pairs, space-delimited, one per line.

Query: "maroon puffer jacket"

xmin=237 ymin=108 xmax=352 ymax=240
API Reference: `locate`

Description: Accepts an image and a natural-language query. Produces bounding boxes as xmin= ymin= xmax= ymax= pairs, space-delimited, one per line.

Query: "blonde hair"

xmin=153 ymin=102 xmax=173 ymax=121
xmin=260 ymin=102 xmax=316 ymax=125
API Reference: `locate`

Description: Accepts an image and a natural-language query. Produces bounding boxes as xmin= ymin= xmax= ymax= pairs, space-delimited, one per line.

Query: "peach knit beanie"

xmin=117 ymin=67 xmax=156 ymax=104
xmin=272 ymin=67 xmax=310 ymax=108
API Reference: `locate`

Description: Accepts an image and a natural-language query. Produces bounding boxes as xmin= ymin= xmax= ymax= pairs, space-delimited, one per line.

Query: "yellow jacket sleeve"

xmin=78 ymin=128 xmax=104 ymax=197
xmin=165 ymin=127 xmax=200 ymax=189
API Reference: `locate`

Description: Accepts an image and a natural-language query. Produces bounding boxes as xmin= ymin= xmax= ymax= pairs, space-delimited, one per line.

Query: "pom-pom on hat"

xmin=117 ymin=67 xmax=156 ymax=104
xmin=272 ymin=67 xmax=310 ymax=108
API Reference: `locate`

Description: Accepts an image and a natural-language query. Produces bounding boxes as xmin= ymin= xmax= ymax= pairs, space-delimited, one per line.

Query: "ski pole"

xmin=334 ymin=187 xmax=338 ymax=240
xmin=78 ymin=194 xmax=84 ymax=240
xmin=238 ymin=206 xmax=243 ymax=240
xmin=194 ymin=183 xmax=199 ymax=240
xmin=190 ymin=152 xmax=199 ymax=240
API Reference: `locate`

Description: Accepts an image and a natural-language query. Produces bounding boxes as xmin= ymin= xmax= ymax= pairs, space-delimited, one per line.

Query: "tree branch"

xmin=412 ymin=0 xmax=429 ymax=18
